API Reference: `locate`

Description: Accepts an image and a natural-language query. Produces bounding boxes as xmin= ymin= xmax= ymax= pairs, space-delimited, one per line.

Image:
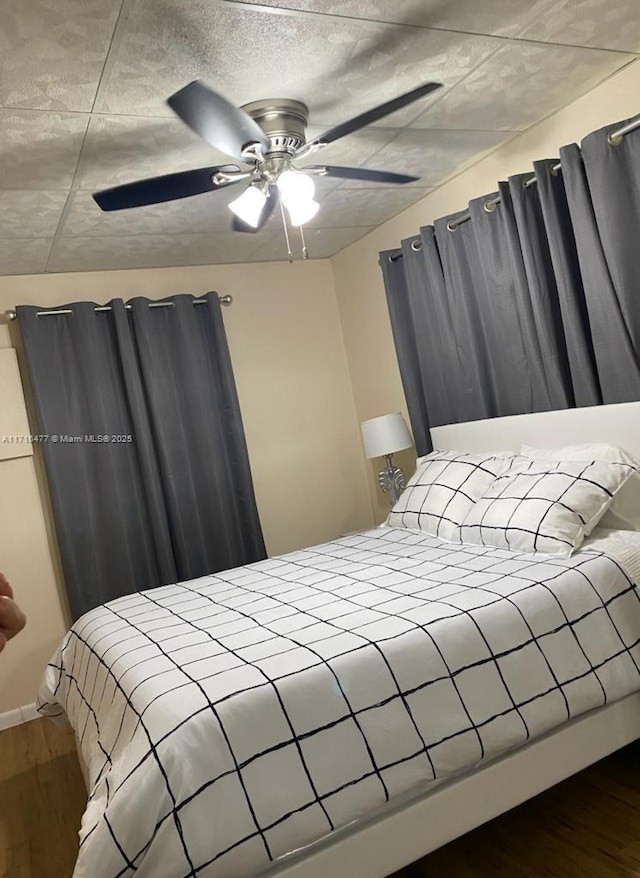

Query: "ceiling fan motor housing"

xmin=241 ymin=99 xmax=309 ymax=156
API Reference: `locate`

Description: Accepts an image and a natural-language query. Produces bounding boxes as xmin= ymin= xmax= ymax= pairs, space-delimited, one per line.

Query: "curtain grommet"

xmin=523 ymin=176 xmax=535 ymax=189
xmin=447 ymin=221 xmax=458 ymax=232
xmin=608 ymin=131 xmax=624 ymax=146
xmin=484 ymin=199 xmax=498 ymax=213
xmin=410 ymin=240 xmax=422 ymax=251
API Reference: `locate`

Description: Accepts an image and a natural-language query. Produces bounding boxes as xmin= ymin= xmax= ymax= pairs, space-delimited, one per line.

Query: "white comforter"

xmin=39 ymin=528 xmax=640 ymax=878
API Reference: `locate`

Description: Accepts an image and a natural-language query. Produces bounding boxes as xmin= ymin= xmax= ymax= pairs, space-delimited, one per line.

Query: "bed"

xmin=39 ymin=401 xmax=640 ymax=878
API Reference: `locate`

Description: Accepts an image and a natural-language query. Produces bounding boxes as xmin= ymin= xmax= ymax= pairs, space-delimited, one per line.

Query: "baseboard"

xmin=0 ymin=702 xmax=39 ymax=732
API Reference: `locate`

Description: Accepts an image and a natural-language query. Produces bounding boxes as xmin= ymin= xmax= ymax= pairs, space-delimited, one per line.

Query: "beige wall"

xmin=0 ymin=259 xmax=373 ymax=713
xmin=331 ymin=59 xmax=640 ymax=524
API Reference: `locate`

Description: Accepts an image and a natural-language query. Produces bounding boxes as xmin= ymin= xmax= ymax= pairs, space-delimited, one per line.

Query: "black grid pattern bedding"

xmin=387 ymin=451 xmax=513 ymax=541
xmin=39 ymin=528 xmax=640 ymax=878
xmin=460 ymin=458 xmax=635 ymax=556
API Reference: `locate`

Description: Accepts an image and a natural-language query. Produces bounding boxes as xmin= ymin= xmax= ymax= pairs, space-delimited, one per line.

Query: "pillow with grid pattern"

xmin=521 ymin=443 xmax=640 ymax=531
xmin=387 ymin=450 xmax=514 ymax=541
xmin=459 ymin=458 xmax=636 ymax=557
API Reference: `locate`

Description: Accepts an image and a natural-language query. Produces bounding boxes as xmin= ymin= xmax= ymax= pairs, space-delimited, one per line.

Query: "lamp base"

xmin=378 ymin=454 xmax=406 ymax=507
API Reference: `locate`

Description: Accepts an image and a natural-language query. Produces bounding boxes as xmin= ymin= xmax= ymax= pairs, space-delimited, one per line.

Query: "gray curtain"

xmin=17 ymin=293 xmax=265 ymax=619
xmin=560 ymin=131 xmax=640 ymax=401
xmin=381 ymin=245 xmax=433 ymax=456
xmin=531 ymin=159 xmax=601 ymax=407
xmin=381 ymin=115 xmax=640 ymax=446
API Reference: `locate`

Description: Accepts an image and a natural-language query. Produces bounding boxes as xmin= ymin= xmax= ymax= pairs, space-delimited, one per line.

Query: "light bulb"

xmin=287 ymin=199 xmax=320 ymax=227
xmin=277 ymin=171 xmax=315 ymax=208
xmin=228 ymin=186 xmax=267 ymax=228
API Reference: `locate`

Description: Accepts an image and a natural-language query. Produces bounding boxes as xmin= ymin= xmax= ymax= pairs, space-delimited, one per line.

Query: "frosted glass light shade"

xmin=361 ymin=413 xmax=413 ymax=459
xmin=229 ymin=186 xmax=267 ymax=228
xmin=277 ymin=170 xmax=315 ymax=206
xmin=287 ymin=199 xmax=319 ymax=226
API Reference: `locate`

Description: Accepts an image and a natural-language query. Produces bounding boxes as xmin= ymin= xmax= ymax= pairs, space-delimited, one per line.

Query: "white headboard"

xmin=431 ymin=402 xmax=640 ymax=456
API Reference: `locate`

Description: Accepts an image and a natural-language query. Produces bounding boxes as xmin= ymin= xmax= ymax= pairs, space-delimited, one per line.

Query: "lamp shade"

xmin=361 ymin=413 xmax=413 ymax=459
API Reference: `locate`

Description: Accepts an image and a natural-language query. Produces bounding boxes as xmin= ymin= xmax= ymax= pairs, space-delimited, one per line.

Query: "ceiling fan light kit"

xmin=93 ymin=80 xmax=442 ymax=261
xmin=287 ymin=198 xmax=320 ymax=228
xmin=228 ymin=184 xmax=268 ymax=228
xmin=276 ymin=168 xmax=319 ymax=227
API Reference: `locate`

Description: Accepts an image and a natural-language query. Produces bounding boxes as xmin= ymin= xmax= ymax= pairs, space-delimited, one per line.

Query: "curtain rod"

xmin=387 ymin=160 xmax=561 ymax=259
xmin=388 ymin=113 xmax=640 ymax=258
xmin=4 ymin=293 xmax=233 ymax=322
xmin=446 ymin=161 xmax=563 ymax=232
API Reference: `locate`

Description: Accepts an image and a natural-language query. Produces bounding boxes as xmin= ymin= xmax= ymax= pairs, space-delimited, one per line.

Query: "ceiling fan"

xmin=93 ymin=79 xmax=442 ymax=257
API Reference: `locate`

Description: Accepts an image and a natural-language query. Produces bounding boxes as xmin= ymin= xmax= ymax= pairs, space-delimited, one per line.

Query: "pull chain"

xmin=299 ymin=224 xmax=309 ymax=260
xmin=279 ymin=198 xmax=293 ymax=263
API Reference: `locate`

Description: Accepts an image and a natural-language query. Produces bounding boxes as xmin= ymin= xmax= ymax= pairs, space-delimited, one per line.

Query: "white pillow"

xmin=521 ymin=443 xmax=640 ymax=531
xmin=460 ymin=458 xmax=635 ymax=557
xmin=388 ymin=450 xmax=514 ymax=541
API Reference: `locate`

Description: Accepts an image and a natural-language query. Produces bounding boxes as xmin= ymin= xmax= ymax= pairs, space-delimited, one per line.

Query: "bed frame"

xmin=77 ymin=401 xmax=640 ymax=878
xmin=266 ymin=401 xmax=640 ymax=877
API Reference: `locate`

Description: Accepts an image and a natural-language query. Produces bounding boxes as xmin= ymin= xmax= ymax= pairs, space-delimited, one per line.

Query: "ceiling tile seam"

xmin=214 ymin=0 xmax=640 ymax=57
xmin=0 ymin=186 xmax=76 ymax=193
xmin=35 ymin=6 xmax=128 ymax=271
xmin=91 ymin=0 xmax=138 ymax=114
xmin=345 ymin=128 xmax=509 ymax=188
xmin=54 ymin=225 xmax=375 ymax=243
xmin=0 ymin=236 xmax=54 ymax=241
xmin=349 ymin=58 xmax=640 ymax=244
xmin=44 ymin=0 xmax=133 ymax=272
xmin=338 ymin=182 xmax=436 ymax=194
xmin=499 ymin=35 xmax=639 ymax=57
xmin=45 ymin=251 xmax=310 ymax=275
xmin=506 ymin=0 xmax=639 ymax=55
xmin=0 ymin=106 xmax=579 ymax=129
xmin=345 ymin=81 xmax=504 ymax=173
xmin=44 ymin=113 xmax=93 ymax=273
xmin=88 ymin=0 xmax=129 ymax=114
xmin=505 ymin=0 xmax=597 ymax=50
xmin=500 ymin=53 xmax=640 ymax=140
xmin=357 ymin=42 xmax=636 ymax=180
xmin=398 ymin=38 xmax=510 ymax=131
xmin=216 ymin=1 xmax=509 ymax=44
xmin=0 ymin=106 xmax=90 ymax=117
xmin=399 ymin=37 xmax=636 ymax=135
xmin=500 ymin=0 xmax=557 ymax=41
xmin=55 ymin=228 xmax=377 ymax=240
xmin=37 ymin=240 xmax=56 ymax=273
xmin=413 ymin=138 xmax=523 ymax=193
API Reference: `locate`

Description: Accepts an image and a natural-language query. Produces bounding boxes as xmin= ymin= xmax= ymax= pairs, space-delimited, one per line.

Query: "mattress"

xmin=39 ymin=527 xmax=640 ymax=878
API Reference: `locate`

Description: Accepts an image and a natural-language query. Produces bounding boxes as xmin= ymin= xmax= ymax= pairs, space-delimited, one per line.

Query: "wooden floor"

xmin=0 ymin=719 xmax=85 ymax=878
xmin=3 ymin=720 xmax=640 ymax=878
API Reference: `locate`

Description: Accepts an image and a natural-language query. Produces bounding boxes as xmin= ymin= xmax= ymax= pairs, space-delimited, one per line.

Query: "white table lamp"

xmin=361 ymin=413 xmax=413 ymax=506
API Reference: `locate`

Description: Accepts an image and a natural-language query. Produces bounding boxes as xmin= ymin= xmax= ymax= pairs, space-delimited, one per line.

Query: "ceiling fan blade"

xmin=304 ymin=165 xmax=419 ymax=184
xmin=308 ymin=82 xmax=443 ymax=147
xmin=231 ymin=187 xmax=279 ymax=233
xmin=168 ymin=80 xmax=270 ymax=161
xmin=93 ymin=165 xmax=242 ymax=211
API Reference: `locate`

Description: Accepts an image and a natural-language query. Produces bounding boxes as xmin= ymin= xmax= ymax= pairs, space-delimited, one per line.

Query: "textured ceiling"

xmin=1 ymin=0 xmax=638 ymax=274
